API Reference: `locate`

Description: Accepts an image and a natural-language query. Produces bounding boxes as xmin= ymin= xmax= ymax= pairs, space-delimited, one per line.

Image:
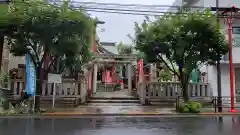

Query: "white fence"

xmin=138 ymin=82 xmax=211 ymax=104
xmin=3 ymin=79 xmax=88 ymax=104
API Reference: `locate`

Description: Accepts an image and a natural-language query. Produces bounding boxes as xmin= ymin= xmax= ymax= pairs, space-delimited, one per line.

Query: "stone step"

xmin=87 ymin=99 xmax=140 ymax=103
xmin=97 ymin=86 xmax=121 ymax=90
xmin=97 ymin=84 xmax=121 ymax=92
xmin=90 ymin=96 xmax=138 ymax=100
xmin=97 ymin=84 xmax=120 ymax=87
xmin=85 ymin=103 xmax=142 ymax=106
xmin=96 ymin=88 xmax=121 ymax=92
xmin=40 ymin=98 xmax=81 ymax=108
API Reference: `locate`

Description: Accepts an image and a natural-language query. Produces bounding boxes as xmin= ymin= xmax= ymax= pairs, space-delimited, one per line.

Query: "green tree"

xmin=49 ymin=44 xmax=92 ymax=78
xmin=4 ymin=0 xmax=94 ymax=110
xmin=117 ymin=41 xmax=133 ymax=54
xmin=134 ymin=9 xmax=228 ymax=102
xmin=157 ymin=63 xmax=173 ymax=81
xmin=0 ymin=1 xmax=21 ymax=72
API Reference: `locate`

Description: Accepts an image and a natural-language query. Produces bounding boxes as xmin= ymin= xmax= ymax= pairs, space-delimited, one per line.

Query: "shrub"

xmin=176 ymin=101 xmax=202 ymax=113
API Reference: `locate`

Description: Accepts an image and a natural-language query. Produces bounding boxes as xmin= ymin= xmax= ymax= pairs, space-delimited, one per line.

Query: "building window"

xmin=232 ymin=27 xmax=240 ymax=47
xmin=233 ymin=27 xmax=240 ymax=34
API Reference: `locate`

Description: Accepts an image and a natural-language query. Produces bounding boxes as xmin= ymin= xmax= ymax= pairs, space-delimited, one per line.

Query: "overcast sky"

xmin=75 ymin=0 xmax=175 ymax=44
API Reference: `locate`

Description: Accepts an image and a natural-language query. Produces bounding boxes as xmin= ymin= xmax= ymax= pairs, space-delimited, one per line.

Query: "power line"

xmin=52 ymin=0 xmax=207 ymax=9
xmin=11 ymin=0 xmax=240 ymax=18
xmin=84 ymin=9 xmax=164 ymax=16
xmin=78 ymin=7 xmax=171 ymax=14
xmin=75 ymin=6 xmax=240 ymax=18
xmin=51 ymin=0 xmax=185 ymax=13
xmin=78 ymin=6 xmax=170 ymax=12
xmin=9 ymin=1 xmax=194 ymax=16
xmin=49 ymin=0 xmax=240 ymax=18
xmin=11 ymin=1 xmax=167 ymax=16
xmin=83 ymin=10 xmax=240 ymax=18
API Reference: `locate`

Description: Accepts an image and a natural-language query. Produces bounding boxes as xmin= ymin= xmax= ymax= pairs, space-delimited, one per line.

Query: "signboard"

xmin=190 ymin=69 xmax=199 ymax=83
xmin=48 ymin=73 xmax=62 ymax=83
xmin=26 ymin=54 xmax=36 ymax=95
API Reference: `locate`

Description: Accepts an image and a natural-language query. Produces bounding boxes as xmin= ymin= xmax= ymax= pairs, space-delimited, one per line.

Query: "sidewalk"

xmin=44 ymin=105 xmax=175 ymax=114
xmin=40 ymin=105 xmax=240 ymax=116
xmin=1 ymin=105 xmax=240 ymax=116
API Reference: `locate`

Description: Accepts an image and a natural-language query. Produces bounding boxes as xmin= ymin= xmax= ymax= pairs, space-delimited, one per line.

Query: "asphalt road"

xmin=0 ymin=116 xmax=240 ymax=135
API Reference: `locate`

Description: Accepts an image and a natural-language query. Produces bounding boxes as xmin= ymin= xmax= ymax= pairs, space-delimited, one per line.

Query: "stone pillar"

xmin=127 ymin=63 xmax=132 ymax=95
xmin=81 ymin=67 xmax=88 ymax=103
xmin=92 ymin=64 xmax=98 ymax=94
xmin=119 ymin=65 xmax=124 ymax=90
xmin=150 ymin=63 xmax=157 ymax=82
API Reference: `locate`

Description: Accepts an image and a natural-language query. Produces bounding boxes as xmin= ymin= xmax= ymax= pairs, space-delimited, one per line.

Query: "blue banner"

xmin=25 ymin=54 xmax=36 ymax=96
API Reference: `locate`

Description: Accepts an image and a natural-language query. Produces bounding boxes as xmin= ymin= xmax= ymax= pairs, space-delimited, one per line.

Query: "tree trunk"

xmin=179 ymin=67 xmax=189 ymax=102
xmin=181 ymin=80 xmax=189 ymax=102
xmin=34 ymin=66 xmax=44 ymax=111
xmin=35 ymin=50 xmax=49 ymax=111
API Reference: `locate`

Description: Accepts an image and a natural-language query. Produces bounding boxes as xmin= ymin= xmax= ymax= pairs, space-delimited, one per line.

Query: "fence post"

xmin=80 ymin=80 xmax=86 ymax=104
xmin=139 ymin=82 xmax=146 ymax=105
xmin=217 ymin=96 xmax=222 ymax=112
xmin=175 ymin=94 xmax=180 ymax=111
xmin=213 ymin=97 xmax=217 ymax=113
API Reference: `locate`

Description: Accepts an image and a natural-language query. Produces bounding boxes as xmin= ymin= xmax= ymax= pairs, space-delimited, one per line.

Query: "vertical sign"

xmin=26 ymin=54 xmax=36 ymax=95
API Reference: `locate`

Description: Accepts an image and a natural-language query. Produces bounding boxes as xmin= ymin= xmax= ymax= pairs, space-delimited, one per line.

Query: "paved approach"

xmin=0 ymin=116 xmax=240 ymax=135
xmin=49 ymin=90 xmax=174 ymax=114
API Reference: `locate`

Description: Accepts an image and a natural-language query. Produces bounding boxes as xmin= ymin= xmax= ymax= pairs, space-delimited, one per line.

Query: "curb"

xmin=1 ymin=112 xmax=240 ymax=117
xmin=200 ymin=112 xmax=240 ymax=115
xmin=40 ymin=112 xmax=240 ymax=116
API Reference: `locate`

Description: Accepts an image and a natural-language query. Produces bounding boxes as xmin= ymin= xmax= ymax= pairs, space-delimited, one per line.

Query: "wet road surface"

xmin=0 ymin=116 xmax=240 ymax=135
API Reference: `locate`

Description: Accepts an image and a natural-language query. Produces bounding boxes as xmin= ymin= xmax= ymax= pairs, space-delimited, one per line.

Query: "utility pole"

xmin=216 ymin=0 xmax=222 ymax=112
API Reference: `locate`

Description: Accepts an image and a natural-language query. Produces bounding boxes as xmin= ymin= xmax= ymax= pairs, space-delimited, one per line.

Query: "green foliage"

xmin=117 ymin=41 xmax=133 ymax=54
xmin=176 ymin=101 xmax=202 ymax=113
xmin=51 ymin=47 xmax=93 ymax=76
xmin=136 ymin=51 xmax=144 ymax=60
xmin=0 ymin=90 xmax=10 ymax=110
xmin=0 ymin=72 xmax=10 ymax=85
xmin=0 ymin=0 xmax=94 ymax=110
xmin=4 ymin=0 xmax=94 ymax=72
xmin=157 ymin=65 xmax=173 ymax=81
xmin=134 ymin=9 xmax=228 ymax=101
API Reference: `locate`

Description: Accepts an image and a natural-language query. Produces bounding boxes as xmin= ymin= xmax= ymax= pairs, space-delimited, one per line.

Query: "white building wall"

xmin=220 ymin=65 xmax=232 ymax=99
xmin=207 ymin=66 xmax=217 ymax=96
xmin=3 ymin=42 xmax=25 ymax=72
xmin=194 ymin=0 xmax=203 ymax=6
xmin=202 ymin=0 xmax=232 ymax=7
xmin=232 ymin=48 xmax=240 ymax=63
xmin=207 ymin=64 xmax=234 ymax=104
xmin=171 ymin=0 xmax=232 ymax=7
xmin=8 ymin=54 xmax=25 ymax=70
